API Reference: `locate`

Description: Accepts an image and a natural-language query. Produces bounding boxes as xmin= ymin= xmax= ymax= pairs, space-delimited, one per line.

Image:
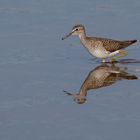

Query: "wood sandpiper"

xmin=62 ymin=24 xmax=137 ymax=63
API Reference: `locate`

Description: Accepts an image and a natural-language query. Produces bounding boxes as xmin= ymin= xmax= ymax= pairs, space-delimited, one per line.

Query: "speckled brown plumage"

xmin=86 ymin=37 xmax=137 ymax=52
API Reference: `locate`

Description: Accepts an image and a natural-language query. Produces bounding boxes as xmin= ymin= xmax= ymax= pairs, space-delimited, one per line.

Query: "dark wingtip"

xmin=121 ymin=75 xmax=138 ymax=80
xmin=131 ymin=75 xmax=138 ymax=80
xmin=132 ymin=40 xmax=137 ymax=43
xmin=125 ymin=39 xmax=137 ymax=46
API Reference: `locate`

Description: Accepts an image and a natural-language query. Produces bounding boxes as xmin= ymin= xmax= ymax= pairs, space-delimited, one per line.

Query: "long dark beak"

xmin=62 ymin=32 xmax=72 ymax=40
xmin=62 ymin=30 xmax=75 ymax=40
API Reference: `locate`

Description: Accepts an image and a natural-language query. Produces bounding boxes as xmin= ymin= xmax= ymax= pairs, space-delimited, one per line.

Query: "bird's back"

xmin=87 ymin=37 xmax=137 ymax=52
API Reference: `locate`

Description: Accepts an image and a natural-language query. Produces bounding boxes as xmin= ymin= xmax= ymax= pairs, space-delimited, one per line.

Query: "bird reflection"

xmin=64 ymin=64 xmax=138 ymax=104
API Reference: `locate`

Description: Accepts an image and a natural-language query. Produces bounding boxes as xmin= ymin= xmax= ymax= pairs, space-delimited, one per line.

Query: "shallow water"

xmin=0 ymin=0 xmax=140 ymax=140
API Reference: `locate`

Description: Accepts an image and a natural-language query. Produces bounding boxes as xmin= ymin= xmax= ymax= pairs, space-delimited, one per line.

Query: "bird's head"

xmin=62 ymin=24 xmax=85 ymax=40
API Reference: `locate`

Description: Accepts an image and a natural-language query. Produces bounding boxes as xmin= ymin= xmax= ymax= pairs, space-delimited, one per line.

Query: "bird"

xmin=64 ymin=63 xmax=138 ymax=104
xmin=62 ymin=24 xmax=137 ymax=63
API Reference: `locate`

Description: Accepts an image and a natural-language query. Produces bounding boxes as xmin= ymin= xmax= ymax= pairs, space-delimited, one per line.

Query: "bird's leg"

xmin=110 ymin=58 xmax=116 ymax=63
xmin=110 ymin=50 xmax=128 ymax=62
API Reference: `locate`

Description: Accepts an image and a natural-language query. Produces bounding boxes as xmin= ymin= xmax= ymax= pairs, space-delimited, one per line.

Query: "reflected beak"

xmin=63 ymin=90 xmax=74 ymax=96
xmin=62 ymin=30 xmax=74 ymax=40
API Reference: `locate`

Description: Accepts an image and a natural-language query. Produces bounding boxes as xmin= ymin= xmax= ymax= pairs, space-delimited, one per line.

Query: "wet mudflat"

xmin=0 ymin=0 xmax=140 ymax=140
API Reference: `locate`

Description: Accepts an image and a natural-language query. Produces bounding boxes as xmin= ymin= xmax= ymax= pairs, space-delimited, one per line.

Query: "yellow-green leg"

xmin=110 ymin=50 xmax=128 ymax=63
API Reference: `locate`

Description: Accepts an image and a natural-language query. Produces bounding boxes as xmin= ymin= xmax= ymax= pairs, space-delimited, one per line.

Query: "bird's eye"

xmin=75 ymin=28 xmax=78 ymax=31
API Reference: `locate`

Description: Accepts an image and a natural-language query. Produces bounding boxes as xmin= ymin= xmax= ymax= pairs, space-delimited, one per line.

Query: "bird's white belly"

xmin=89 ymin=46 xmax=120 ymax=59
xmin=90 ymin=47 xmax=110 ymax=58
xmin=91 ymin=50 xmax=109 ymax=58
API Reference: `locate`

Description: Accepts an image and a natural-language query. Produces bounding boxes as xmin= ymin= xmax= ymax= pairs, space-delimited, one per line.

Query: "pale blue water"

xmin=0 ymin=0 xmax=140 ymax=140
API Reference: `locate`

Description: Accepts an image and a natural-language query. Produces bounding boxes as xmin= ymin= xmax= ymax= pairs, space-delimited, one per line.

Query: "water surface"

xmin=0 ymin=0 xmax=140 ymax=140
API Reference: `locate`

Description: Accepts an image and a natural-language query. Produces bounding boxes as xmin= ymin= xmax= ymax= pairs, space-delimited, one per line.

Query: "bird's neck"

xmin=79 ymin=83 xmax=88 ymax=97
xmin=78 ymin=32 xmax=87 ymax=46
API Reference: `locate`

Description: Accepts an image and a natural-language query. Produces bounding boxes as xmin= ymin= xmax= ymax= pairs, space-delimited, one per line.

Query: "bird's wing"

xmin=101 ymin=40 xmax=123 ymax=52
xmin=91 ymin=37 xmax=136 ymax=52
